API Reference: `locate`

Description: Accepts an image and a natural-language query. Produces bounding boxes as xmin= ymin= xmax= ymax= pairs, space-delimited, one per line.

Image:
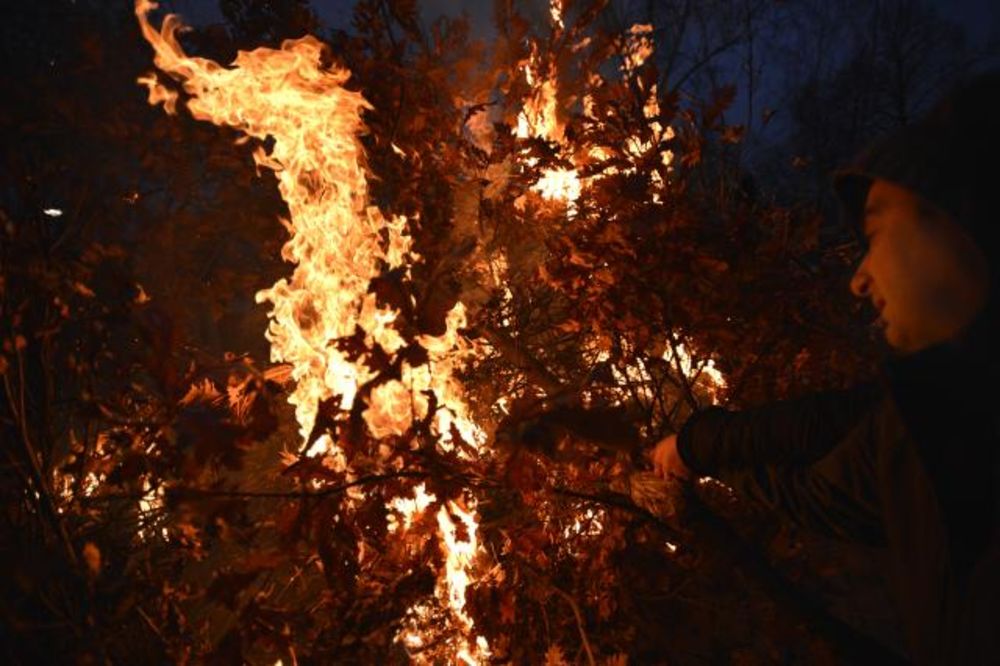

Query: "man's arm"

xmin=676 ymin=384 xmax=881 ymax=474
xmin=710 ymin=412 xmax=887 ymax=545
xmin=670 ymin=385 xmax=887 ymax=546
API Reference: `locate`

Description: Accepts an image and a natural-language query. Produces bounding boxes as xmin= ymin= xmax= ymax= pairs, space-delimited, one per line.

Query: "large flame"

xmin=136 ymin=0 xmax=412 ymax=444
xmin=135 ymin=1 xmax=487 ymax=660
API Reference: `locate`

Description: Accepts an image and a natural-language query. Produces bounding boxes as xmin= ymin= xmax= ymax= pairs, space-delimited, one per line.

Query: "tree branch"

xmin=550 ymin=584 xmax=596 ymax=666
xmin=478 ymin=324 xmax=564 ymax=395
xmin=3 ymin=352 xmax=79 ymax=570
xmin=82 ymin=471 xmax=429 ymax=503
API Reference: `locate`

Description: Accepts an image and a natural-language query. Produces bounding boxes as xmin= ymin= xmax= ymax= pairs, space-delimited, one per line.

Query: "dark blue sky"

xmin=945 ymin=0 xmax=999 ymax=43
xmin=428 ymin=0 xmax=1000 ymax=42
xmin=170 ymin=0 xmax=997 ymax=45
xmin=171 ymin=0 xmax=998 ymax=130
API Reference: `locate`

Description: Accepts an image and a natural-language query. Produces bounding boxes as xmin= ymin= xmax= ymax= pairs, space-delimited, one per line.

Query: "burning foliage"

xmin=0 ymin=0 xmax=900 ymax=663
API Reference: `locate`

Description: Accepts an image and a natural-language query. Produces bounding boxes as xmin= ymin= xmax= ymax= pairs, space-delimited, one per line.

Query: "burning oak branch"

xmin=136 ymin=0 xmax=491 ymax=660
xmin=2 ymin=0 xmax=911 ymax=662
xmin=125 ymin=0 xmax=764 ymax=664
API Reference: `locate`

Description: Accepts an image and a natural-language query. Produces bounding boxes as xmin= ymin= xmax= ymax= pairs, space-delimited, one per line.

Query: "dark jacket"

xmin=677 ymin=317 xmax=999 ymax=664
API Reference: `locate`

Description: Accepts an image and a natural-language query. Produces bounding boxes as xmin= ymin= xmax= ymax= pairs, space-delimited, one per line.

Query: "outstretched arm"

xmin=676 ymin=384 xmax=881 ymax=474
xmin=710 ymin=410 xmax=886 ymax=545
xmin=654 ymin=384 xmax=886 ymax=545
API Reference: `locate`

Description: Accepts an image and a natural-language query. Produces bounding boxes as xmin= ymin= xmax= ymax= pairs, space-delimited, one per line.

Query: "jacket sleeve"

xmin=715 ymin=414 xmax=886 ymax=545
xmin=677 ymin=385 xmax=886 ymax=546
xmin=676 ymin=383 xmax=881 ymax=474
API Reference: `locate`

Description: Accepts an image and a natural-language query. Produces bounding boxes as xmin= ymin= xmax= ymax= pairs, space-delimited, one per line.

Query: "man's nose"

xmin=850 ymin=265 xmax=871 ymax=298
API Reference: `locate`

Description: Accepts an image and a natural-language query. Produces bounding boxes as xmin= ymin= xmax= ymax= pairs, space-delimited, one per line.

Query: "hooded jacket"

xmin=677 ymin=324 xmax=999 ymax=664
xmin=677 ymin=73 xmax=1000 ymax=664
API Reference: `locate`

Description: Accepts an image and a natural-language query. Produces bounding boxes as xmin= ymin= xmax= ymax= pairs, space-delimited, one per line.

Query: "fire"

xmin=515 ymin=16 xmax=672 ymax=211
xmin=135 ymin=0 xmax=708 ymax=658
xmin=387 ymin=482 xmax=436 ymax=533
xmin=391 ymin=491 xmax=490 ymax=663
xmin=135 ymin=1 xmax=488 ymax=660
xmin=549 ymin=0 xmax=565 ymax=32
xmin=515 ymin=46 xmax=561 ymax=142
xmin=532 ymin=166 xmax=582 ymax=204
xmin=600 ymin=336 xmax=728 ymax=414
xmin=437 ymin=501 xmax=490 ymax=663
xmin=622 ymin=23 xmax=655 ymax=74
xmin=663 ymin=341 xmax=727 ymax=405
xmin=514 ymin=5 xmax=581 ymax=211
xmin=136 ymin=0 xmax=412 ymax=445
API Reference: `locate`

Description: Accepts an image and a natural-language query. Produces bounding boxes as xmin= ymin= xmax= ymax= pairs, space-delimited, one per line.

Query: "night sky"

xmin=161 ymin=0 xmax=999 ymax=177
xmin=170 ymin=0 xmax=998 ymax=44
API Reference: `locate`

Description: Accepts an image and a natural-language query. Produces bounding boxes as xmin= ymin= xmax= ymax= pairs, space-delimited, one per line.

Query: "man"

xmin=652 ymin=72 xmax=999 ymax=664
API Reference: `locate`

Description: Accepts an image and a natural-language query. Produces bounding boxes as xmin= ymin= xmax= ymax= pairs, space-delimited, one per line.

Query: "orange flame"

xmin=515 ymin=18 xmax=674 ymax=212
xmin=663 ymin=341 xmax=727 ymax=405
xmin=136 ymin=1 xmax=488 ymax=659
xmin=437 ymin=501 xmax=490 ymax=663
xmin=549 ymin=0 xmax=565 ymax=33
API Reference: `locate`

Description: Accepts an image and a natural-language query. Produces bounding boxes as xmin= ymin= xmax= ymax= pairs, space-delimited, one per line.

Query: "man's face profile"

xmin=849 ymin=179 xmax=989 ymax=354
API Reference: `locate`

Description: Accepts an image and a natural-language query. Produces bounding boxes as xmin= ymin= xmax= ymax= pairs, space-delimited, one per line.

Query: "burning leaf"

xmin=72 ymin=281 xmax=96 ymax=298
xmin=721 ymin=124 xmax=746 ymax=144
xmin=504 ymin=449 xmax=548 ymax=494
xmin=417 ymin=277 xmax=462 ymax=336
xmin=500 ymin=589 xmax=516 ymax=624
xmin=179 ymin=378 xmax=224 ymax=407
xmin=544 ymin=644 xmax=569 ymax=666
xmin=317 ymin=509 xmax=361 ymax=593
xmin=82 ymin=542 xmax=102 ymax=577
xmin=173 ymin=403 xmax=248 ymax=476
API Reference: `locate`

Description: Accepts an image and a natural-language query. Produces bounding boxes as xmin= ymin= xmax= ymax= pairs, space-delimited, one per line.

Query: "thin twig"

xmin=664 ymin=329 xmax=700 ymax=411
xmin=479 ymin=324 xmax=564 ymax=395
xmin=4 ymin=353 xmax=79 ymax=569
xmin=549 ymin=585 xmax=596 ymax=666
xmin=136 ymin=607 xmax=167 ymax=646
xmin=671 ymin=34 xmax=744 ymax=92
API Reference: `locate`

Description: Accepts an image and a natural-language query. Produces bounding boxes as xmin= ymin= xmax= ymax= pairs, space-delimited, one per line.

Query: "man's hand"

xmin=650 ymin=434 xmax=692 ymax=481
